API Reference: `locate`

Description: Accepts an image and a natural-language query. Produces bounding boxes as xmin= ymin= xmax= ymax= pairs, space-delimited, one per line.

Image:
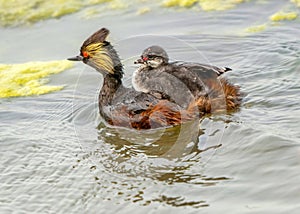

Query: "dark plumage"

xmin=68 ymin=28 xmax=205 ymax=129
xmin=68 ymin=29 xmax=241 ymax=129
xmin=133 ymin=45 xmax=241 ymax=113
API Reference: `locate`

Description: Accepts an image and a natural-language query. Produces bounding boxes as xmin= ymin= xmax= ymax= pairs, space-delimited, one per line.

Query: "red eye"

xmin=82 ymin=51 xmax=89 ymax=58
xmin=143 ymin=56 xmax=148 ymax=61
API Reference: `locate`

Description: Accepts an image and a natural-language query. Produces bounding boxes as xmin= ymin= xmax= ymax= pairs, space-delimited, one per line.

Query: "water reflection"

xmin=97 ymin=119 xmax=202 ymax=159
xmin=71 ymin=81 xmax=231 ymax=207
xmin=71 ymin=117 xmax=231 ymax=208
xmin=151 ymin=195 xmax=209 ymax=208
xmin=75 ymin=120 xmax=229 ymax=194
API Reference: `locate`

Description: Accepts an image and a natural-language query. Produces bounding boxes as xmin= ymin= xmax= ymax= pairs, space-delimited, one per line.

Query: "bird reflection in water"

xmin=93 ymin=118 xmax=226 ymax=183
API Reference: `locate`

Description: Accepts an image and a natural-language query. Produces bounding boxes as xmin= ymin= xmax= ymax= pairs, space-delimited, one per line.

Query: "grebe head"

xmin=135 ymin=45 xmax=169 ymax=68
xmin=68 ymin=28 xmax=123 ymax=77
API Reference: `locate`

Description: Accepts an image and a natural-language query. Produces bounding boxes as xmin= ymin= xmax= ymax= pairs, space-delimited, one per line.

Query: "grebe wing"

xmin=111 ymin=89 xmax=158 ymax=110
xmin=133 ymin=67 xmax=196 ymax=108
xmin=172 ymin=61 xmax=231 ymax=78
xmin=103 ymin=90 xmax=194 ymax=129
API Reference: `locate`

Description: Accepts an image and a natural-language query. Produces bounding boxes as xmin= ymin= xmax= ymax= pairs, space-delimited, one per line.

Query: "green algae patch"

xmin=291 ymin=0 xmax=300 ymax=7
xmin=163 ymin=0 xmax=198 ymax=8
xmin=244 ymin=9 xmax=299 ymax=34
xmin=198 ymin=0 xmax=244 ymax=11
xmin=0 ymin=60 xmax=73 ymax=98
xmin=0 ymin=0 xmax=112 ymax=27
xmin=245 ymin=23 xmax=267 ymax=33
xmin=109 ymin=0 xmax=128 ymax=9
xmin=162 ymin=0 xmax=244 ymax=10
xmin=137 ymin=7 xmax=151 ymax=15
xmin=269 ymin=11 xmax=298 ymax=22
xmin=244 ymin=9 xmax=298 ymax=34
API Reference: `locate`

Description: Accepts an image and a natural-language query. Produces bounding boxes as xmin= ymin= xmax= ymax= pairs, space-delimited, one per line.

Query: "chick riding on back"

xmin=68 ymin=28 xmax=205 ymax=129
xmin=133 ymin=45 xmax=241 ymax=113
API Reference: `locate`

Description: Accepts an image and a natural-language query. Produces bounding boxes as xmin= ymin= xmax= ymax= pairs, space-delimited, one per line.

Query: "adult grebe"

xmin=68 ymin=28 xmax=201 ymax=129
xmin=133 ymin=45 xmax=241 ymax=113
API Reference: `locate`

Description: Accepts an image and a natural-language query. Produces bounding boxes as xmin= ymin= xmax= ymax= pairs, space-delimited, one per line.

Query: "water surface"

xmin=1 ymin=1 xmax=300 ymax=213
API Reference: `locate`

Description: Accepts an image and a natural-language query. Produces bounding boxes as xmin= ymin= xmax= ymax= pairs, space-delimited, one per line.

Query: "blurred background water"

xmin=1 ymin=0 xmax=300 ymax=213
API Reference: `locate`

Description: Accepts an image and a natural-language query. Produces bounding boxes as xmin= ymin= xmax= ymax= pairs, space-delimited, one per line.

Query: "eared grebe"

xmin=68 ymin=28 xmax=201 ymax=129
xmin=133 ymin=45 xmax=241 ymax=113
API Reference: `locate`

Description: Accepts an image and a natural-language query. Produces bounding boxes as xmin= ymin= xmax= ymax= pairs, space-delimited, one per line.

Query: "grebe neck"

xmin=99 ymin=72 xmax=124 ymax=107
xmin=98 ymin=43 xmax=125 ymax=106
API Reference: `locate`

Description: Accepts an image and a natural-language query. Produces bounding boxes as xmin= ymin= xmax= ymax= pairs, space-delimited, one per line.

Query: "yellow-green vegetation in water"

xmin=109 ymin=0 xmax=128 ymax=9
xmin=291 ymin=0 xmax=300 ymax=7
xmin=163 ymin=0 xmax=244 ymax=10
xmin=245 ymin=23 xmax=267 ymax=33
xmin=137 ymin=7 xmax=151 ymax=15
xmin=269 ymin=11 xmax=298 ymax=22
xmin=0 ymin=0 xmax=111 ymax=26
xmin=0 ymin=60 xmax=73 ymax=98
xmin=163 ymin=0 xmax=198 ymax=8
xmin=198 ymin=0 xmax=244 ymax=11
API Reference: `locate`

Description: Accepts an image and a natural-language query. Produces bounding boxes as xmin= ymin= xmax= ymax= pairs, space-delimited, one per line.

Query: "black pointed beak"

xmin=134 ymin=58 xmax=144 ymax=64
xmin=67 ymin=55 xmax=83 ymax=61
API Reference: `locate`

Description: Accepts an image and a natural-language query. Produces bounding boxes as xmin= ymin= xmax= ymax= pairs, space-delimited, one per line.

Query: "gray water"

xmin=1 ymin=1 xmax=300 ymax=213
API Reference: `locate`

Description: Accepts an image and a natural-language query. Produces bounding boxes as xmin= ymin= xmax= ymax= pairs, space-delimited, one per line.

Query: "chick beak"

xmin=134 ymin=58 xmax=144 ymax=64
xmin=67 ymin=55 xmax=83 ymax=61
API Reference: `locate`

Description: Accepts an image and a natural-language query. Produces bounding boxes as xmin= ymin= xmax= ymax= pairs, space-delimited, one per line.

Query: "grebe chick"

xmin=68 ymin=28 xmax=200 ymax=129
xmin=133 ymin=46 xmax=196 ymax=108
xmin=134 ymin=45 xmax=241 ymax=113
